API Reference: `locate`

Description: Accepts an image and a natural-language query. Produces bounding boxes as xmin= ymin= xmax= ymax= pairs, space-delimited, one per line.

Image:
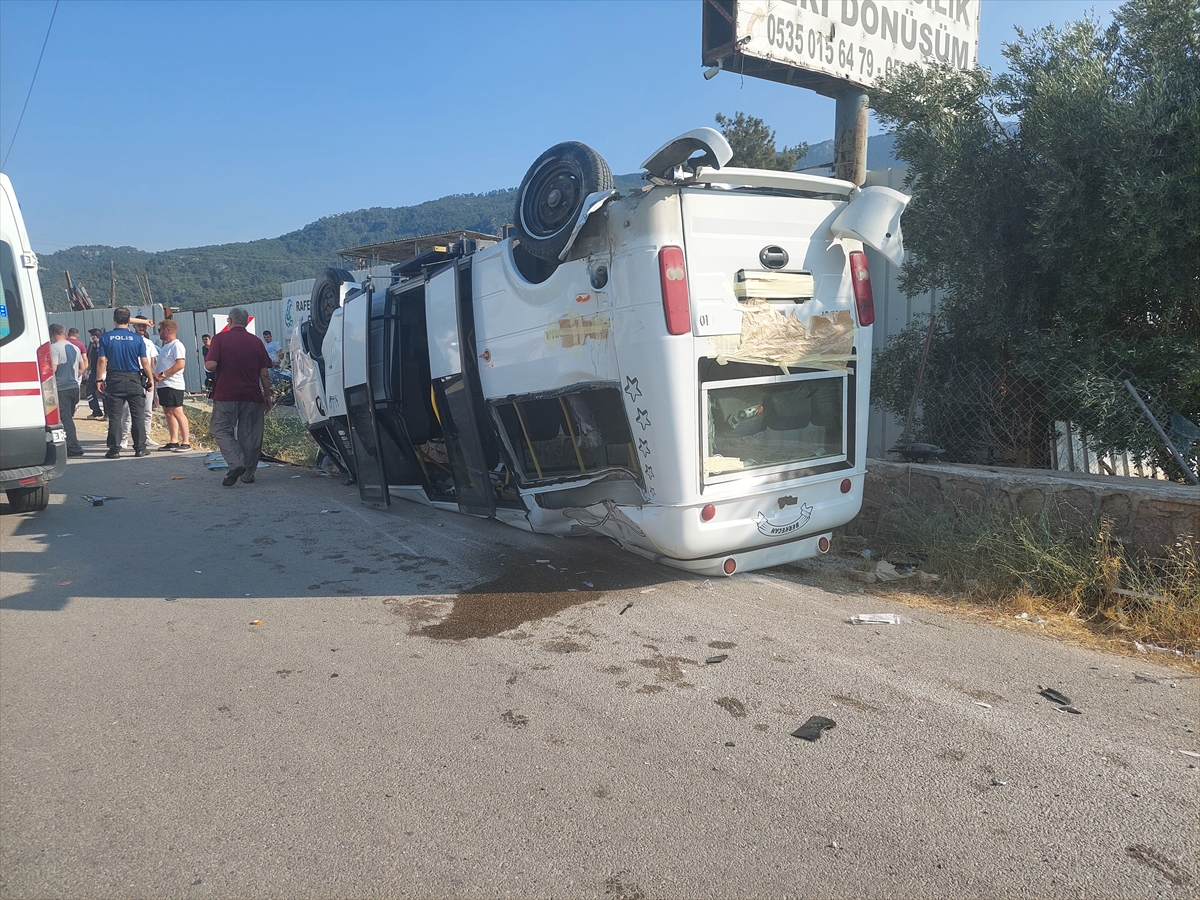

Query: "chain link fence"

xmin=876 ymin=345 xmax=1200 ymax=484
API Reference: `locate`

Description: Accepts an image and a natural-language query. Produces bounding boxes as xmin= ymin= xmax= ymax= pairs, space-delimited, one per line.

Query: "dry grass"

xmin=183 ymin=402 xmax=320 ymax=467
xmin=838 ymin=492 xmax=1199 ymax=668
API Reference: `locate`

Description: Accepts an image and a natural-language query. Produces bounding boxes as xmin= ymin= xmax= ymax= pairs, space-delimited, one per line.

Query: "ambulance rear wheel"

xmin=514 ymin=142 xmax=613 ymax=262
xmin=310 ymin=267 xmax=355 ymax=340
xmin=6 ymin=484 xmax=48 ymax=512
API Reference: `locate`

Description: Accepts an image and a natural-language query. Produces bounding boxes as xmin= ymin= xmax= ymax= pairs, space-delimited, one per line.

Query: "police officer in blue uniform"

xmin=94 ymin=307 xmax=155 ymax=458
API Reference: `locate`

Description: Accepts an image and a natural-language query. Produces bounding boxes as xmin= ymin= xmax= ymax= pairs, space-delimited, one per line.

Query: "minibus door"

xmin=341 ymin=286 xmax=390 ymax=509
xmin=426 ymin=260 xmax=496 ymax=518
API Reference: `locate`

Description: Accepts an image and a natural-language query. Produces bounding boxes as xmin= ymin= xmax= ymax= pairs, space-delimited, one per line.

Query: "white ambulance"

xmin=291 ymin=128 xmax=906 ymax=575
xmin=0 ymin=174 xmax=65 ymax=512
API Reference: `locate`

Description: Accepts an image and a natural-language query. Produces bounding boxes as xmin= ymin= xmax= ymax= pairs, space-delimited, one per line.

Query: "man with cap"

xmin=119 ymin=317 xmax=159 ymax=449
xmin=94 ymin=307 xmax=155 ymax=458
xmin=85 ymin=328 xmax=105 ymax=418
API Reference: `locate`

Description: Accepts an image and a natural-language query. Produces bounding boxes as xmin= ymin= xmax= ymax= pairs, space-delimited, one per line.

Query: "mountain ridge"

xmin=39 ymin=136 xmax=898 ymax=312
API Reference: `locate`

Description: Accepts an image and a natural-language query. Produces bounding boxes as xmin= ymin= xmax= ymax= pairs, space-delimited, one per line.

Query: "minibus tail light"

xmin=849 ymin=251 xmax=875 ymax=327
xmin=658 ymin=246 xmax=691 ymax=335
xmin=37 ymin=341 xmax=60 ymax=427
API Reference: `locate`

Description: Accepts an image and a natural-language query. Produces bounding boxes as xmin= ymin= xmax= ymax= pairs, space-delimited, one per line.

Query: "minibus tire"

xmin=310 ymin=267 xmax=356 ymax=340
xmin=7 ymin=484 xmax=48 ymax=513
xmin=515 ymin=142 xmax=613 ymax=261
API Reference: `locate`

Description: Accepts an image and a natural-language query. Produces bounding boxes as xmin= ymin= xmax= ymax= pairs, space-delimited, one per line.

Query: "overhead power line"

xmin=1 ymin=0 xmax=60 ymax=171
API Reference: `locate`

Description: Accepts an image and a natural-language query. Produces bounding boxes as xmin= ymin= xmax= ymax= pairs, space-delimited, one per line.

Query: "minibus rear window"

xmin=703 ymin=373 xmax=847 ymax=479
xmin=0 ymin=240 xmax=27 ymax=346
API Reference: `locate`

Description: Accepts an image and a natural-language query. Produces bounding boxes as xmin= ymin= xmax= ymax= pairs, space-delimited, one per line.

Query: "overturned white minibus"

xmin=290 ymin=128 xmax=906 ymax=575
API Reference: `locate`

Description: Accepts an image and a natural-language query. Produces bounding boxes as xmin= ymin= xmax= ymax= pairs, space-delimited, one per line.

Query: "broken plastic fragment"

xmin=849 ymin=613 xmax=912 ymax=625
xmin=706 ymin=654 xmax=728 ymax=665
xmin=791 ymin=716 xmax=837 ymax=742
xmin=58 ymin=580 xmax=73 ymax=586
xmin=1038 ymin=686 xmax=1072 ymax=706
xmin=583 ymin=581 xmax=594 ymax=588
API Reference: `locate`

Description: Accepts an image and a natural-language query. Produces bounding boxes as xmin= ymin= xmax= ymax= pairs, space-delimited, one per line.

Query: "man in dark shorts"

xmin=205 ymin=308 xmax=273 ymax=486
xmin=154 ymin=318 xmax=191 ymax=451
xmin=94 ymin=307 xmax=154 ymax=458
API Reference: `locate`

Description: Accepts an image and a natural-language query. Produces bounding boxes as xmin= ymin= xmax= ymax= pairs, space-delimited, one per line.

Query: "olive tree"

xmin=871 ymin=0 xmax=1199 ymax=475
xmin=715 ymin=112 xmax=808 ymax=171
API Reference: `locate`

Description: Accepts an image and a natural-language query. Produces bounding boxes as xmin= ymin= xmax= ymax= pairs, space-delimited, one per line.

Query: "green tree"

xmin=871 ymin=0 xmax=1200 ymax=476
xmin=715 ymin=112 xmax=808 ymax=170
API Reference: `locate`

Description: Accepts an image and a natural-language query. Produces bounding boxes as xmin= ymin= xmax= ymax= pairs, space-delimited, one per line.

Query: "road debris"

xmin=1038 ymin=685 xmax=1083 ymax=714
xmin=250 ymin=620 xmax=263 ymax=626
xmin=990 ymin=777 xmax=1008 ymax=786
xmin=706 ymin=654 xmax=728 ymax=664
xmin=1038 ymin=686 xmax=1072 ymax=705
xmin=849 ymin=560 xmax=941 ymax=584
xmin=1134 ymin=672 xmax=1175 ymax=686
xmin=791 ymin=715 xmax=836 ymax=742
xmin=619 ymin=603 xmax=633 ymax=615
xmin=973 ymin=701 xmax=992 ymax=708
xmin=849 ymin=613 xmax=912 ymax=625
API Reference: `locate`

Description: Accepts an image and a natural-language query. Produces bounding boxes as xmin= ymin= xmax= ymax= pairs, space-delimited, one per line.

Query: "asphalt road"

xmin=2 ymin=419 xmax=1197 ymax=899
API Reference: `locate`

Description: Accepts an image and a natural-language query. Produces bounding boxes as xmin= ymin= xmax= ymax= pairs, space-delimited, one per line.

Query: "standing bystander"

xmin=154 ymin=319 xmax=191 ymax=451
xmin=49 ymin=324 xmax=86 ymax=457
xmin=85 ymin=328 xmax=105 ymax=419
xmin=66 ymin=327 xmax=87 ymax=358
xmin=200 ymin=334 xmax=213 ymax=395
xmin=95 ymin=307 xmax=154 ymax=458
xmin=120 ymin=318 xmax=159 ymax=449
xmin=205 ymin=307 xmax=273 ymax=486
xmin=262 ymin=330 xmax=282 ymax=368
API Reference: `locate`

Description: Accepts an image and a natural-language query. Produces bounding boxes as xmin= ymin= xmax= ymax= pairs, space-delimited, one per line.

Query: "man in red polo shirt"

xmin=205 ymin=308 xmax=273 ymax=487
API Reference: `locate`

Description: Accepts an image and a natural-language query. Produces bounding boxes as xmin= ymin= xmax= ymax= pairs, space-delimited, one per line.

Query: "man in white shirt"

xmin=154 ymin=319 xmax=191 ymax=451
xmin=262 ymin=330 xmax=282 ymax=369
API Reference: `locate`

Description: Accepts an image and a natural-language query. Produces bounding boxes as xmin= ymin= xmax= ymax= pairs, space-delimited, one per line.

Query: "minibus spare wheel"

xmin=514 ymin=141 xmax=613 ymax=262
xmin=309 ymin=267 xmax=356 ymax=342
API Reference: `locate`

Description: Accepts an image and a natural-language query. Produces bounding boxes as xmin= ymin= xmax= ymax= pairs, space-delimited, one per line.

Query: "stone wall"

xmin=849 ymin=460 xmax=1199 ymax=558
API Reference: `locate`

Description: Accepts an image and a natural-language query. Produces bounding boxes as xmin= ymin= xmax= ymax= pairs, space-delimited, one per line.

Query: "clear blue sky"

xmin=1 ymin=0 xmax=1123 ymax=254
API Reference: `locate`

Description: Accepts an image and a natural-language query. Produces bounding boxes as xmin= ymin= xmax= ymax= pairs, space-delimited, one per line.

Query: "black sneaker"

xmin=222 ymin=465 xmax=247 ymax=487
xmin=173 ymin=443 xmax=192 ymax=452
xmin=105 ymin=449 xmax=120 ymax=459
xmin=159 ymin=443 xmax=179 ymax=452
xmin=134 ymin=450 xmax=150 ymax=458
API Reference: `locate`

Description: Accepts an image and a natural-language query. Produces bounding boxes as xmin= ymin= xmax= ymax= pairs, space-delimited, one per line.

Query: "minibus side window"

xmin=494 ymin=387 xmax=639 ymax=483
xmin=0 ymin=240 xmax=27 ymax=346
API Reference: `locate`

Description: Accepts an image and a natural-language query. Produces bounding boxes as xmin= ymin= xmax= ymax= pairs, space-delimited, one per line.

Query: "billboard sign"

xmin=705 ymin=0 xmax=980 ymax=93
